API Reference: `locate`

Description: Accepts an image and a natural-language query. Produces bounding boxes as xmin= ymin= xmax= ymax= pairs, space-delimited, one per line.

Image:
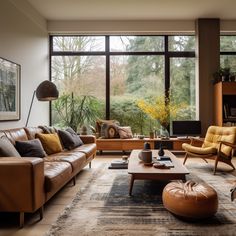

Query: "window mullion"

xmin=105 ymin=36 xmax=110 ymax=120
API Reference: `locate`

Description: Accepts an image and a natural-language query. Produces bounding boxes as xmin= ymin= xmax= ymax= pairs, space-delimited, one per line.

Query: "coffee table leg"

xmin=182 ymin=175 xmax=186 ymax=182
xmin=129 ymin=174 xmax=135 ymax=196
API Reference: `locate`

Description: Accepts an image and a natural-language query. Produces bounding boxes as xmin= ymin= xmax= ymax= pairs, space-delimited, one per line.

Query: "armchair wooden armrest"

xmin=218 ymin=141 xmax=236 ymax=160
xmin=218 ymin=141 xmax=236 ymax=149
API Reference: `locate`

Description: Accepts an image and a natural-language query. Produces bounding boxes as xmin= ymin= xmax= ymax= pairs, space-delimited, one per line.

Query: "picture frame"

xmin=0 ymin=57 xmax=20 ymax=121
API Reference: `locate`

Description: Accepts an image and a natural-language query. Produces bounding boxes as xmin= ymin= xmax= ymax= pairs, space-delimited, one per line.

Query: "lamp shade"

xmin=36 ymin=80 xmax=59 ymax=101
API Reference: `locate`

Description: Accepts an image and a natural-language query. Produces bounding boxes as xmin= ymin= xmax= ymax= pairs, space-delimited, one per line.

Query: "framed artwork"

xmin=0 ymin=57 xmax=20 ymax=121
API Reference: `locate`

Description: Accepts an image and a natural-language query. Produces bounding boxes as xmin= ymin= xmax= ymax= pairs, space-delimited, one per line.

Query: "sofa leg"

xmin=39 ymin=206 xmax=44 ymax=220
xmin=19 ymin=212 xmax=24 ymax=228
xmin=72 ymin=176 xmax=76 ymax=186
xmin=89 ymin=162 xmax=91 ymax=168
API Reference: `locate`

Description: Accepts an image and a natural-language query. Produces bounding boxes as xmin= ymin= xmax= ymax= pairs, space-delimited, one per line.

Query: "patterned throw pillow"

xmin=35 ymin=133 xmax=63 ymax=155
xmin=101 ymin=123 xmax=120 ymax=139
xmin=118 ymin=126 xmax=133 ymax=139
xmin=96 ymin=119 xmax=120 ymax=137
xmin=15 ymin=139 xmax=47 ymax=158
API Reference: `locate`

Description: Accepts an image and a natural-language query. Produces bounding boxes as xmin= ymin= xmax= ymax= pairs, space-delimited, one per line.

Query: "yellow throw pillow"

xmin=35 ymin=133 xmax=63 ymax=155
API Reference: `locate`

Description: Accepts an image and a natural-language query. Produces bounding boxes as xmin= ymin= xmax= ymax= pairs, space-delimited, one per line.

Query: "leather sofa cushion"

xmin=44 ymin=151 xmax=86 ymax=173
xmin=73 ymin=143 xmax=96 ymax=158
xmin=36 ymin=133 xmax=63 ymax=155
xmin=182 ymin=143 xmax=217 ymax=155
xmin=24 ymin=127 xmax=43 ymax=140
xmin=3 ymin=128 xmax=28 ymax=145
xmin=44 ymin=161 xmax=72 ymax=192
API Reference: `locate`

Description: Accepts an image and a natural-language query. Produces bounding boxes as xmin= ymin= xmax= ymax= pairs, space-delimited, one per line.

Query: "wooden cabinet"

xmin=214 ymin=82 xmax=236 ymax=126
xmin=96 ymin=138 xmax=191 ymax=153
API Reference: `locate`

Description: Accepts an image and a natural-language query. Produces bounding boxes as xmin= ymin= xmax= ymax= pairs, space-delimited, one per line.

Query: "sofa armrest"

xmin=79 ymin=135 xmax=96 ymax=144
xmin=0 ymin=157 xmax=45 ymax=213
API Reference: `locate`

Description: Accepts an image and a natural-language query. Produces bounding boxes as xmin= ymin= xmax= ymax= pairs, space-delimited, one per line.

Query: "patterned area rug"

xmin=46 ymin=162 xmax=236 ymax=236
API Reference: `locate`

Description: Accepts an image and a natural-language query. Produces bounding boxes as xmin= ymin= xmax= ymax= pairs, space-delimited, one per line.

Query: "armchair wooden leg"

xmin=214 ymin=157 xmax=219 ymax=175
xmin=202 ymin=158 xmax=208 ymax=163
xmin=183 ymin=153 xmax=188 ymax=165
xmin=228 ymin=161 xmax=236 ymax=171
xmin=19 ymin=212 xmax=24 ymax=228
xmin=89 ymin=161 xmax=91 ymax=168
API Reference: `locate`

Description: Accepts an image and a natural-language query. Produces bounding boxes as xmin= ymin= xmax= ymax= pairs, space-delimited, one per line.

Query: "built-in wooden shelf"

xmin=214 ymin=81 xmax=236 ymax=126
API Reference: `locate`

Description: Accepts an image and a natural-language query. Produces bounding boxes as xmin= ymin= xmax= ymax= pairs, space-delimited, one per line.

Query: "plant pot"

xmin=149 ymin=131 xmax=154 ymax=139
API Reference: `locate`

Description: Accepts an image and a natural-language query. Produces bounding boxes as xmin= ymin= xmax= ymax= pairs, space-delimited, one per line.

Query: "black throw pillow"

xmin=66 ymin=127 xmax=77 ymax=135
xmin=66 ymin=127 xmax=83 ymax=146
xmin=0 ymin=136 xmax=21 ymax=157
xmin=58 ymin=129 xmax=83 ymax=150
xmin=15 ymin=139 xmax=47 ymax=158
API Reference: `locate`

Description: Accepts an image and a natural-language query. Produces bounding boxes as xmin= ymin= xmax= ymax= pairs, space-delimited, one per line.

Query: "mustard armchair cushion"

xmin=182 ymin=143 xmax=217 ymax=155
xmin=203 ymin=126 xmax=236 ymax=156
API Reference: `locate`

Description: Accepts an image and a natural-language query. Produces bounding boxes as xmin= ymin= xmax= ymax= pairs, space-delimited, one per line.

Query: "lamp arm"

xmin=25 ymin=90 xmax=36 ymax=127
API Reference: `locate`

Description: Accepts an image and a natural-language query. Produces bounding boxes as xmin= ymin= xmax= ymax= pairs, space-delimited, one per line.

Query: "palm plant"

xmin=52 ymin=93 xmax=103 ymax=132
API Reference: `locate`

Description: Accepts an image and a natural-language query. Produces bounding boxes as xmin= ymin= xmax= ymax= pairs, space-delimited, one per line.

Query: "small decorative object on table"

xmin=137 ymin=134 xmax=145 ymax=139
xmin=138 ymin=150 xmax=152 ymax=163
xmin=153 ymin=162 xmax=169 ymax=169
xmin=122 ymin=155 xmax=129 ymax=161
xmin=158 ymin=142 xmax=164 ymax=156
xmin=144 ymin=142 xmax=151 ymax=150
xmin=108 ymin=159 xmax=128 ymax=169
xmin=149 ymin=131 xmax=154 ymax=139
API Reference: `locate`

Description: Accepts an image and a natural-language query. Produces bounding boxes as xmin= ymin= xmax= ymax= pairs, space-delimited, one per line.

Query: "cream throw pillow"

xmin=118 ymin=126 xmax=133 ymax=139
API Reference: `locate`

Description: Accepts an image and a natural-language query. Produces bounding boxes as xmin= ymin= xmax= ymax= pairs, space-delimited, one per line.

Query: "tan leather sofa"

xmin=0 ymin=127 xmax=96 ymax=228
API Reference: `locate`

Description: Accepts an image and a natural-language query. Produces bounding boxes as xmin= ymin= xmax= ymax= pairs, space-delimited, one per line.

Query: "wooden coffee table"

xmin=128 ymin=149 xmax=189 ymax=195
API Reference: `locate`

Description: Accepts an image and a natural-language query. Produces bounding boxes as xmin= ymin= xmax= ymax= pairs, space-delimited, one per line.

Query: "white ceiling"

xmin=27 ymin=0 xmax=236 ymax=21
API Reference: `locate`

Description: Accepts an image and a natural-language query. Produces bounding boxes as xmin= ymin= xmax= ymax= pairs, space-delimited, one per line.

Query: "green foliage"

xmin=52 ymin=93 xmax=103 ymax=132
xmin=110 ymin=97 xmax=155 ymax=135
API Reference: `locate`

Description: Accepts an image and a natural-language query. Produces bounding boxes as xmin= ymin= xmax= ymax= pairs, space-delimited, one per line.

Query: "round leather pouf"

xmin=162 ymin=180 xmax=218 ymax=219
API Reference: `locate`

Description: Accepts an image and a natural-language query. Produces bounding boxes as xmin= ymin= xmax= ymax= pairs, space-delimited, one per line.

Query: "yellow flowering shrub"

xmin=137 ymin=95 xmax=184 ymax=128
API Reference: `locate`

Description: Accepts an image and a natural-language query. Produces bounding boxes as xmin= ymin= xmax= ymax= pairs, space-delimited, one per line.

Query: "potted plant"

xmin=52 ymin=93 xmax=103 ymax=132
xmin=137 ymin=95 xmax=185 ymax=139
xmin=213 ymin=67 xmax=232 ymax=83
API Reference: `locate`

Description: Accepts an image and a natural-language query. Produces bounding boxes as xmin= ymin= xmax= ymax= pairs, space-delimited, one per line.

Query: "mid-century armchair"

xmin=182 ymin=126 xmax=236 ymax=174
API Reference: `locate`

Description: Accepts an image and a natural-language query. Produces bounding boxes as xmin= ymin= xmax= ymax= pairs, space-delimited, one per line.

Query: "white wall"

xmin=48 ymin=20 xmax=195 ymax=34
xmin=0 ymin=1 xmax=49 ymax=129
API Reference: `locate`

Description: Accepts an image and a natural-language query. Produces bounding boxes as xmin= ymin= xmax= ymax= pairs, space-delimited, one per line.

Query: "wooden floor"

xmin=0 ymin=152 xmax=235 ymax=236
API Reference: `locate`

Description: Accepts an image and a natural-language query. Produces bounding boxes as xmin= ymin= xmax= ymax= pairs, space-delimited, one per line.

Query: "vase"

xmin=158 ymin=143 xmax=165 ymax=156
xmin=149 ymin=131 xmax=154 ymax=139
xmin=160 ymin=126 xmax=169 ymax=139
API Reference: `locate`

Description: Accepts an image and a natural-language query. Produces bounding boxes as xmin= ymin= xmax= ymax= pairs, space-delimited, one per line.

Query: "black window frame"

xmin=49 ymin=35 xmax=195 ymax=123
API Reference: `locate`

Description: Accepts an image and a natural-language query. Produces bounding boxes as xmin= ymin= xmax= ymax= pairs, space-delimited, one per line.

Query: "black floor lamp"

xmin=25 ymin=80 xmax=59 ymax=126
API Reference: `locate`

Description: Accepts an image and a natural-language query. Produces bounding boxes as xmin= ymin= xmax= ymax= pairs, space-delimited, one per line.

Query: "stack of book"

xmin=108 ymin=160 xmax=128 ymax=169
xmin=155 ymin=156 xmax=174 ymax=168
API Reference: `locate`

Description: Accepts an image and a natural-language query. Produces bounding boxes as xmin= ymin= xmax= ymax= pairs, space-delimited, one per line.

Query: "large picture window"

xmin=220 ymin=36 xmax=236 ymax=71
xmin=50 ymin=35 xmax=196 ymax=134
